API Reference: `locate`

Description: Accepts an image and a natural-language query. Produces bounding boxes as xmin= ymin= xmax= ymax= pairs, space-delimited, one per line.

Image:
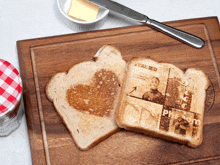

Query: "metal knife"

xmin=87 ymin=0 xmax=204 ymax=48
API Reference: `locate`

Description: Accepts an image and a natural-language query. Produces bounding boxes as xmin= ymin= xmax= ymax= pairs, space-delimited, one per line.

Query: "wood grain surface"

xmin=17 ymin=17 xmax=220 ymax=165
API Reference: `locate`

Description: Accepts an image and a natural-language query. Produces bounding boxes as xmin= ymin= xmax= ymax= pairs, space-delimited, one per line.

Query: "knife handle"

xmin=145 ymin=19 xmax=204 ymax=48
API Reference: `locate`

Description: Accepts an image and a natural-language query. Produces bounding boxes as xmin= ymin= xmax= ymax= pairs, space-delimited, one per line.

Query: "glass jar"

xmin=0 ymin=59 xmax=23 ymax=136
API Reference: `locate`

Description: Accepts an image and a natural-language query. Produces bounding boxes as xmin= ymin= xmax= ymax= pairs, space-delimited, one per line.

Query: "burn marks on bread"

xmin=119 ymin=58 xmax=208 ymax=145
xmin=66 ymin=69 xmax=120 ymax=117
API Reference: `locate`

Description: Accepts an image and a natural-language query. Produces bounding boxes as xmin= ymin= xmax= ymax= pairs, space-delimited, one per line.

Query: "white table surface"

xmin=0 ymin=0 xmax=219 ymax=164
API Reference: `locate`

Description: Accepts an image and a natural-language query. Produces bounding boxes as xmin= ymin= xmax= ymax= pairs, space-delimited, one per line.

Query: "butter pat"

xmin=68 ymin=0 xmax=99 ymax=21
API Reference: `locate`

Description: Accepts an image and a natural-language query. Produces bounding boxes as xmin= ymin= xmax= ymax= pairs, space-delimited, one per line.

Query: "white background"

xmin=0 ymin=0 xmax=219 ymax=164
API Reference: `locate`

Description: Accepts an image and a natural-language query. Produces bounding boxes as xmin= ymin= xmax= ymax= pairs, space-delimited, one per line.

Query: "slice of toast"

xmin=46 ymin=45 xmax=126 ymax=150
xmin=116 ymin=57 xmax=209 ymax=147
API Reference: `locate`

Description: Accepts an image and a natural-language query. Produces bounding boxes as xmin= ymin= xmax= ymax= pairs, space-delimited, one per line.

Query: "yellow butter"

xmin=68 ymin=0 xmax=99 ymax=21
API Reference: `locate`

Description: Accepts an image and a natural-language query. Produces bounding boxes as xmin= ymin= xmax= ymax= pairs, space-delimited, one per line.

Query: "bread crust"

xmin=46 ymin=45 xmax=126 ymax=150
xmin=116 ymin=57 xmax=209 ymax=147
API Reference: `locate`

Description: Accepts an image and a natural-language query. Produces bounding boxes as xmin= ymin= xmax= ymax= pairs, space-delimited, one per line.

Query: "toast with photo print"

xmin=116 ymin=57 xmax=209 ymax=147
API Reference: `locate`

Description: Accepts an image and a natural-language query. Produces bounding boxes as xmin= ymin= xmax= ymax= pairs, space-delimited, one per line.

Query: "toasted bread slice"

xmin=116 ymin=57 xmax=209 ymax=147
xmin=46 ymin=45 xmax=126 ymax=150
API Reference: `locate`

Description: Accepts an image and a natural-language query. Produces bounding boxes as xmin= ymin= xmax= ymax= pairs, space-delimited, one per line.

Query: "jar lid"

xmin=0 ymin=59 xmax=22 ymax=116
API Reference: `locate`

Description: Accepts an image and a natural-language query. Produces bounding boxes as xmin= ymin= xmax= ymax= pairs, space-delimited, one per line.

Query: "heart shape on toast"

xmin=46 ymin=45 xmax=126 ymax=150
xmin=66 ymin=69 xmax=120 ymax=117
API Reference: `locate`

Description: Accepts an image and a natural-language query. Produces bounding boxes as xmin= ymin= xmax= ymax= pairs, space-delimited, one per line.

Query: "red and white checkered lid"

xmin=0 ymin=59 xmax=22 ymax=116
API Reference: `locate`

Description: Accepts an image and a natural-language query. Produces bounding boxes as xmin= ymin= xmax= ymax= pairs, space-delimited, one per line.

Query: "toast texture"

xmin=46 ymin=45 xmax=126 ymax=150
xmin=116 ymin=57 xmax=209 ymax=147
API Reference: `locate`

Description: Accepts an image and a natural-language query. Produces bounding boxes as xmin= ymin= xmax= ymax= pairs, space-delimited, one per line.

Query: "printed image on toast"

xmin=46 ymin=45 xmax=126 ymax=150
xmin=116 ymin=57 xmax=209 ymax=147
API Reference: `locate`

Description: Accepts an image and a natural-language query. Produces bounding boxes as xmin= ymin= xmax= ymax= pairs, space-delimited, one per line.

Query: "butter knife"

xmin=87 ymin=0 xmax=204 ymax=48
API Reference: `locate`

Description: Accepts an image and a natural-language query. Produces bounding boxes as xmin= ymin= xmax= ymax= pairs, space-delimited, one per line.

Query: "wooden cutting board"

xmin=17 ymin=17 xmax=220 ymax=165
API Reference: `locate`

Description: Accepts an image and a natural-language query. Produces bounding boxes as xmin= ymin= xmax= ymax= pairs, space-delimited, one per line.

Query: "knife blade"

xmin=87 ymin=0 xmax=204 ymax=48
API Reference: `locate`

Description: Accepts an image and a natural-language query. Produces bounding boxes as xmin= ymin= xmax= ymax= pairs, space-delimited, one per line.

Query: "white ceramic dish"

xmin=57 ymin=0 xmax=109 ymax=25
